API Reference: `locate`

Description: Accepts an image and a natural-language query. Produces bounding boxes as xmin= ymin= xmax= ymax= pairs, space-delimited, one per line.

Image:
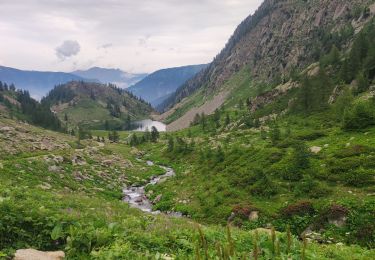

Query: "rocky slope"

xmin=128 ymin=64 xmax=207 ymax=108
xmin=160 ymin=0 xmax=375 ymax=129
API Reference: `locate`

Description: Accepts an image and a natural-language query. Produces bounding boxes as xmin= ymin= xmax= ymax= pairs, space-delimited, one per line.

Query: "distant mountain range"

xmin=0 ymin=66 xmax=89 ymax=100
xmin=72 ymin=67 xmax=147 ymax=89
xmin=127 ymin=64 xmax=208 ymax=108
xmin=0 ymin=66 xmax=147 ymax=100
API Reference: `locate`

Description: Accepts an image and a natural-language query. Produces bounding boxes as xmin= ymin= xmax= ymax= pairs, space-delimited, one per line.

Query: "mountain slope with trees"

xmin=0 ymin=81 xmax=63 ymax=131
xmin=160 ymin=0 xmax=375 ymax=128
xmin=43 ymin=81 xmax=154 ymax=130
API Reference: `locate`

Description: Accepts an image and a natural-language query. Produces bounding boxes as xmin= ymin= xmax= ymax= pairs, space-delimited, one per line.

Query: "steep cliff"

xmin=161 ymin=0 xmax=375 ymax=129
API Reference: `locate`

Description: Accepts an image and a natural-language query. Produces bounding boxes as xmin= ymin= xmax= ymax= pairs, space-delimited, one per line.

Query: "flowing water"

xmin=123 ymin=161 xmax=182 ymax=216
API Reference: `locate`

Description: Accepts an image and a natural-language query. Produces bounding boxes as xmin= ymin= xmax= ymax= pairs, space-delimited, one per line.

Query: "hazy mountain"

xmin=72 ymin=67 xmax=147 ymax=88
xmin=127 ymin=64 xmax=208 ymax=108
xmin=0 ymin=65 xmax=90 ymax=100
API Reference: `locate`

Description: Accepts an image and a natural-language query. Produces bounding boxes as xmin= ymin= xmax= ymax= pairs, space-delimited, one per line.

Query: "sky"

xmin=0 ymin=0 xmax=263 ymax=74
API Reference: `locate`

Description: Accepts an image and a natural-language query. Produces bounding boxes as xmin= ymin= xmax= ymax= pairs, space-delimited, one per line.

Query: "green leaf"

xmin=51 ymin=224 xmax=63 ymax=240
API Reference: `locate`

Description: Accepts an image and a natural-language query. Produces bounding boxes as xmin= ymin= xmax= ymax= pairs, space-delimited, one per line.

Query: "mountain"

xmin=0 ymin=66 xmax=90 ymax=100
xmin=160 ymin=0 xmax=375 ymax=130
xmin=127 ymin=64 xmax=208 ymax=108
xmin=43 ymin=81 xmax=153 ymax=130
xmin=72 ymin=67 xmax=147 ymax=88
xmin=0 ymin=81 xmax=63 ymax=131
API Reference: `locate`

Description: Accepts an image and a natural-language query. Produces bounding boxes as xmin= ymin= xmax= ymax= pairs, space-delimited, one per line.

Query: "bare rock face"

xmin=14 ymin=249 xmax=65 ymax=260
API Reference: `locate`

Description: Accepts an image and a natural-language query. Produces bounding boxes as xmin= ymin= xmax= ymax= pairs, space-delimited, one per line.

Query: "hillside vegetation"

xmin=1 ymin=115 xmax=374 ymax=259
xmin=43 ymin=81 xmax=154 ymax=131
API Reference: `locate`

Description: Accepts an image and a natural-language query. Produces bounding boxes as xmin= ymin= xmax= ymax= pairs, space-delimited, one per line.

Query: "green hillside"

xmin=43 ymin=81 xmax=154 ymax=130
xmin=1 ymin=115 xmax=374 ymax=259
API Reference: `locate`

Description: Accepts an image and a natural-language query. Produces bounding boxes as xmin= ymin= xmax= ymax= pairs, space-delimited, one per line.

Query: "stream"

xmin=122 ymin=161 xmax=182 ymax=217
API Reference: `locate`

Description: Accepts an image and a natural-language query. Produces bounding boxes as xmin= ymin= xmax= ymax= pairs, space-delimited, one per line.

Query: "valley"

xmin=1 ymin=0 xmax=375 ymax=259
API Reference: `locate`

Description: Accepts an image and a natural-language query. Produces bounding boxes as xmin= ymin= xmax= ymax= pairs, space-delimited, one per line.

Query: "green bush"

xmin=294 ymin=175 xmax=331 ymax=198
xmin=343 ymin=101 xmax=375 ymax=130
xmin=343 ymin=167 xmax=374 ymax=187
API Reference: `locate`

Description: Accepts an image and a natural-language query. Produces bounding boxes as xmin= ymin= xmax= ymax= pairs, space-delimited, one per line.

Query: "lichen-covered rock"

xmin=14 ymin=249 xmax=65 ymax=260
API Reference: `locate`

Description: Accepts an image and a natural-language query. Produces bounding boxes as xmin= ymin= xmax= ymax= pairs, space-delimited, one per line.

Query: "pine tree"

xmin=144 ymin=127 xmax=151 ymax=142
xmin=355 ymin=71 xmax=369 ymax=94
xmin=167 ymin=137 xmax=174 ymax=152
xmin=150 ymin=126 xmax=159 ymax=142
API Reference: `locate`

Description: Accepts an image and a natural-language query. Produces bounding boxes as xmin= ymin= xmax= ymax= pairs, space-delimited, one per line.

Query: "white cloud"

xmin=55 ymin=40 xmax=81 ymax=60
xmin=0 ymin=0 xmax=263 ymax=73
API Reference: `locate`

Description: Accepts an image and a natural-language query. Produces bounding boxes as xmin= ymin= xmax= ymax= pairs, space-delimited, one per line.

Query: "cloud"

xmin=55 ymin=40 xmax=81 ymax=60
xmin=0 ymin=0 xmax=263 ymax=72
xmin=99 ymin=43 xmax=113 ymax=49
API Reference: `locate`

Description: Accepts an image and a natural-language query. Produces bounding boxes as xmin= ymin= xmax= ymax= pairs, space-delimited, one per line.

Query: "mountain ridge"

xmin=160 ymin=0 xmax=375 ymax=127
xmin=0 ymin=65 xmax=92 ymax=100
xmin=127 ymin=64 xmax=208 ymax=108
xmin=72 ymin=67 xmax=147 ymax=88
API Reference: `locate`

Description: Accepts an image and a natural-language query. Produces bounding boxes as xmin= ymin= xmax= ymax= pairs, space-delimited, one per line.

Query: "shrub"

xmin=279 ymin=201 xmax=315 ymax=218
xmin=294 ymin=175 xmax=331 ymax=198
xmin=335 ymin=144 xmax=372 ymax=158
xmin=343 ymin=167 xmax=374 ymax=187
xmin=342 ymin=101 xmax=375 ymax=130
xmin=231 ymin=204 xmax=259 ymax=220
xmin=249 ymin=175 xmax=278 ymax=198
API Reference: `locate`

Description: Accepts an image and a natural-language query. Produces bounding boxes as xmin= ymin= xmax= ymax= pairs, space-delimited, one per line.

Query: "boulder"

xmin=249 ymin=211 xmax=259 ymax=221
xmin=310 ymin=146 xmax=322 ymax=154
xmin=14 ymin=249 xmax=65 ymax=260
xmin=48 ymin=165 xmax=61 ymax=173
xmin=0 ymin=126 xmax=15 ymax=132
xmin=71 ymin=155 xmax=86 ymax=166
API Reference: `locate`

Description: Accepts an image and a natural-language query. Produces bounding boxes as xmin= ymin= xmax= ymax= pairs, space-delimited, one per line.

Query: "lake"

xmin=131 ymin=119 xmax=166 ymax=132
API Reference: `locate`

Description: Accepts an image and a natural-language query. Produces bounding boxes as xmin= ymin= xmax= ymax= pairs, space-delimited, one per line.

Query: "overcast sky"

xmin=0 ymin=0 xmax=263 ymax=73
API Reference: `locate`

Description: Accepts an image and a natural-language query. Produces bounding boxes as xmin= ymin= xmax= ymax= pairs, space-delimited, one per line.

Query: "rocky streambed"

xmin=123 ymin=161 xmax=182 ymax=217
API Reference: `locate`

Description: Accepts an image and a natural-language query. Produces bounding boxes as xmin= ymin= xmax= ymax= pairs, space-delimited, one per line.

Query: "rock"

xmin=153 ymin=194 xmax=162 ymax=204
xmin=38 ymin=183 xmax=52 ymax=190
xmin=249 ymin=211 xmax=259 ymax=221
xmin=302 ymin=231 xmax=325 ymax=243
xmin=146 ymin=161 xmax=154 ymax=166
xmin=72 ymin=155 xmax=86 ymax=166
xmin=134 ymin=197 xmax=143 ymax=203
xmin=14 ymin=249 xmax=65 ymax=260
xmin=0 ymin=126 xmax=15 ymax=132
xmin=48 ymin=165 xmax=61 ymax=173
xmin=102 ymin=159 xmax=113 ymax=166
xmin=227 ymin=212 xmax=236 ymax=222
xmin=328 ymin=215 xmax=347 ymax=227
xmin=310 ymin=146 xmax=322 ymax=154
